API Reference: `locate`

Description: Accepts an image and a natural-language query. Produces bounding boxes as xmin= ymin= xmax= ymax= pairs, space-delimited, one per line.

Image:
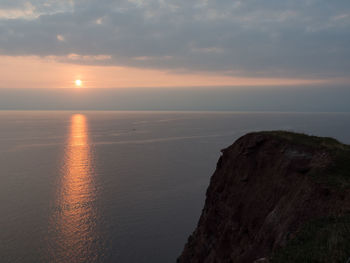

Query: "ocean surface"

xmin=1 ymin=111 xmax=350 ymax=263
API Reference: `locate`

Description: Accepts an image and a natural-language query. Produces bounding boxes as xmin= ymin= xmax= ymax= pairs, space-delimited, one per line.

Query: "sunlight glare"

xmin=75 ymin=79 xmax=82 ymax=87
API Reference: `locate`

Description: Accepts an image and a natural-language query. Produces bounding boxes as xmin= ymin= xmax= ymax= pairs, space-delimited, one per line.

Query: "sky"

xmin=0 ymin=86 xmax=349 ymax=112
xmin=0 ymin=0 xmax=350 ymax=110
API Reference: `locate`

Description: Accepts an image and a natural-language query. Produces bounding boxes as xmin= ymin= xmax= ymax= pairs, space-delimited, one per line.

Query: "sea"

xmin=1 ymin=111 xmax=350 ymax=263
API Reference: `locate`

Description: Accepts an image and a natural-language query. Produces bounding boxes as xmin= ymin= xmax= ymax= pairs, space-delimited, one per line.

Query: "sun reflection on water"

xmin=48 ymin=114 xmax=100 ymax=262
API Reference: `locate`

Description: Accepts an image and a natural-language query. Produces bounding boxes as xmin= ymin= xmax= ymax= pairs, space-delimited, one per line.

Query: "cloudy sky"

xmin=0 ymin=0 xmax=350 ymax=88
xmin=0 ymin=0 xmax=349 ymax=110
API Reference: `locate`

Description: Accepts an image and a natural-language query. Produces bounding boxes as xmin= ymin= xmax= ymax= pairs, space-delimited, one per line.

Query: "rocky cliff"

xmin=178 ymin=131 xmax=350 ymax=263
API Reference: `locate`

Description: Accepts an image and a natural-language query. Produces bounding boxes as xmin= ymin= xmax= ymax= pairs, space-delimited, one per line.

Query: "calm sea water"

xmin=1 ymin=111 xmax=350 ymax=263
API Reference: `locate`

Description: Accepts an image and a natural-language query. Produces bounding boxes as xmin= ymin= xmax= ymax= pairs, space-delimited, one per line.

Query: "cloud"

xmin=56 ymin=34 xmax=65 ymax=41
xmin=0 ymin=0 xmax=74 ymax=19
xmin=45 ymin=53 xmax=112 ymax=63
xmin=0 ymin=0 xmax=350 ymax=78
xmin=0 ymin=2 xmax=37 ymax=20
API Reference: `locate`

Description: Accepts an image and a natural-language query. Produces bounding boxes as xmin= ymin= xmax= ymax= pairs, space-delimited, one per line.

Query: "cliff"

xmin=178 ymin=131 xmax=350 ymax=263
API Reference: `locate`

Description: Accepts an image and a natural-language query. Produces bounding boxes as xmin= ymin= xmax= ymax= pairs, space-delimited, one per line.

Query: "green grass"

xmin=271 ymin=214 xmax=350 ymax=263
xmin=253 ymin=131 xmax=350 ymax=189
xmin=312 ymin=150 xmax=350 ymax=189
xmin=255 ymin=130 xmax=350 ymax=151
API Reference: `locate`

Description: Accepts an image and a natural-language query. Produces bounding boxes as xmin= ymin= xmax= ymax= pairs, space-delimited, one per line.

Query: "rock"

xmin=253 ymin=258 xmax=268 ymax=263
xmin=177 ymin=131 xmax=350 ymax=263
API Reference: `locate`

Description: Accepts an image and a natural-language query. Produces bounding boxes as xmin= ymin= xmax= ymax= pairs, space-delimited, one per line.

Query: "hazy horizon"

xmin=1 ymin=85 xmax=349 ymax=112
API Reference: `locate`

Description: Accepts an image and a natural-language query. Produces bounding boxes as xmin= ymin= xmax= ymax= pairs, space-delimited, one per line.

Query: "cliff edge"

xmin=178 ymin=131 xmax=350 ymax=263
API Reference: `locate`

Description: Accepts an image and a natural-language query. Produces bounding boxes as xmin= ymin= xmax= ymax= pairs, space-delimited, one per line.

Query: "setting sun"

xmin=75 ymin=79 xmax=82 ymax=87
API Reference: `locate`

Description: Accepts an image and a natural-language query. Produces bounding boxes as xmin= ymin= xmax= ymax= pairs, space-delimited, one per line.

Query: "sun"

xmin=75 ymin=79 xmax=82 ymax=87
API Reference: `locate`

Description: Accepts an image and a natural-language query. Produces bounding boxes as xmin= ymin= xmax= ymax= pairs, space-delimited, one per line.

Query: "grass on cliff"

xmin=319 ymin=150 xmax=350 ymax=189
xmin=257 ymin=131 xmax=350 ymax=189
xmin=258 ymin=130 xmax=350 ymax=151
xmin=271 ymin=214 xmax=350 ymax=263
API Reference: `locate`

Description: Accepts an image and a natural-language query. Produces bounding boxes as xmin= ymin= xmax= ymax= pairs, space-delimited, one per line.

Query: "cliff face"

xmin=178 ymin=131 xmax=350 ymax=263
